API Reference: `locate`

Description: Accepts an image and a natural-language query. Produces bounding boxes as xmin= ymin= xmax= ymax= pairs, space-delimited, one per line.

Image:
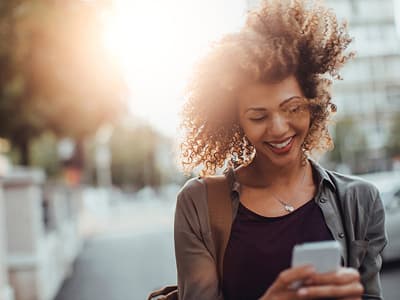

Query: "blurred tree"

xmin=0 ymin=1 xmax=45 ymax=165
xmin=30 ymin=131 xmax=60 ymax=177
xmin=330 ymin=117 xmax=353 ymax=164
xmin=0 ymin=0 xmax=126 ymax=165
xmin=109 ymin=122 xmax=169 ymax=189
xmin=386 ymin=112 xmax=400 ymax=158
xmin=329 ymin=116 xmax=368 ymax=173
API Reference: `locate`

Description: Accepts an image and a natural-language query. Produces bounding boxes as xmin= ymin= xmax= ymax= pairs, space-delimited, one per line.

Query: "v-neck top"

xmin=222 ymin=197 xmax=333 ymax=300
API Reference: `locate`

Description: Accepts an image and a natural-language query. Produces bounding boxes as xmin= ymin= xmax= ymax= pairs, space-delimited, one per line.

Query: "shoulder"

xmin=324 ymin=169 xmax=382 ymax=213
xmin=311 ymin=159 xmax=378 ymax=199
xmin=326 ymin=170 xmax=380 ymax=198
xmin=175 ymin=177 xmax=212 ymax=236
xmin=177 ymin=177 xmax=206 ymax=200
xmin=176 ymin=177 xmax=208 ymax=211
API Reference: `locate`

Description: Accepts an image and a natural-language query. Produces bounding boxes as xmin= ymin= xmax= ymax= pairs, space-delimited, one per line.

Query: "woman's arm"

xmin=359 ymin=191 xmax=387 ymax=299
xmin=174 ymin=183 xmax=224 ymax=300
xmin=303 ymin=185 xmax=387 ymax=300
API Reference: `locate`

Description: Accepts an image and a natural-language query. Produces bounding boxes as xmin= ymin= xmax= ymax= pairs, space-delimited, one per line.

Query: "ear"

xmin=306 ymin=110 xmax=313 ymax=129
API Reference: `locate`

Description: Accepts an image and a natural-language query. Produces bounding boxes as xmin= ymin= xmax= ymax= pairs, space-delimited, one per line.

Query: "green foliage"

xmin=386 ymin=112 xmax=400 ymax=157
xmin=109 ymin=122 xmax=170 ymax=189
xmin=330 ymin=117 xmax=354 ymax=163
xmin=30 ymin=131 xmax=61 ymax=177
xmin=329 ymin=116 xmax=368 ymax=172
xmin=0 ymin=0 xmax=127 ymax=165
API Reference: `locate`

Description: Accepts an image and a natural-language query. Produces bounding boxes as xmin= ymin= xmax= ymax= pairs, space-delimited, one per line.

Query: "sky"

xmin=103 ymin=0 xmax=247 ymax=136
xmin=103 ymin=0 xmax=400 ymax=137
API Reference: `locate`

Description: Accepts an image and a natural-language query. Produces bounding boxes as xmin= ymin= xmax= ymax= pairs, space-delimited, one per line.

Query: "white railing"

xmin=0 ymin=185 xmax=14 ymax=300
xmin=1 ymin=168 xmax=82 ymax=300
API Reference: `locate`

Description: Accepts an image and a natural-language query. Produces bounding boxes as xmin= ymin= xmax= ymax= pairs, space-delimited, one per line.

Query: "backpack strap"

xmin=147 ymin=175 xmax=233 ymax=300
xmin=147 ymin=285 xmax=178 ymax=300
xmin=204 ymin=175 xmax=233 ymax=282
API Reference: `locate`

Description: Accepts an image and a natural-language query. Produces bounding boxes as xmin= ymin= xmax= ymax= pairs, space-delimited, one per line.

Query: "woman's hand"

xmin=259 ymin=266 xmax=363 ymax=300
xmin=259 ymin=265 xmax=316 ymax=300
xmin=297 ymin=267 xmax=363 ymax=300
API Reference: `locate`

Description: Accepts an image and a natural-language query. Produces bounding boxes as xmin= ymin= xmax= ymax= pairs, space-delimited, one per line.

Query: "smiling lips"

xmin=264 ymin=136 xmax=295 ymax=154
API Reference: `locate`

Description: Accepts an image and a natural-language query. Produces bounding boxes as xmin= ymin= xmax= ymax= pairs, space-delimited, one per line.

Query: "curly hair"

xmin=179 ymin=0 xmax=354 ymax=176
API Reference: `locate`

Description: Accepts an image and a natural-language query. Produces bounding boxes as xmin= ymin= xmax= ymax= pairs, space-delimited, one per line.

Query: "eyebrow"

xmin=245 ymin=96 xmax=303 ymax=113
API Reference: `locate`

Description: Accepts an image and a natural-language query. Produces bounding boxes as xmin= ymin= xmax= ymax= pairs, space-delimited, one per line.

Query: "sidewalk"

xmin=55 ymin=230 xmax=176 ymax=300
xmin=55 ymin=187 xmax=178 ymax=300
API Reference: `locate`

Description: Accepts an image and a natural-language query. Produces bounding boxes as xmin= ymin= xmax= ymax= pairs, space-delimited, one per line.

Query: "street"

xmin=55 ymin=191 xmax=178 ymax=300
xmin=55 ymin=196 xmax=400 ymax=300
xmin=55 ymin=231 xmax=176 ymax=300
xmin=381 ymin=261 xmax=400 ymax=300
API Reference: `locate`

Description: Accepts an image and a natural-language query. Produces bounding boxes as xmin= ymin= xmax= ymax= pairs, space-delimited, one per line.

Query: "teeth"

xmin=268 ymin=137 xmax=293 ymax=149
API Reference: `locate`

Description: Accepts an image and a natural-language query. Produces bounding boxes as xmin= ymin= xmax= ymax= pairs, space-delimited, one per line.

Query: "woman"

xmin=175 ymin=0 xmax=387 ymax=299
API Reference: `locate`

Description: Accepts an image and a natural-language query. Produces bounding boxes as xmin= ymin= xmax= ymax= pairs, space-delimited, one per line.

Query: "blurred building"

xmin=246 ymin=0 xmax=260 ymax=10
xmin=246 ymin=0 xmax=400 ymax=172
xmin=327 ymin=0 xmax=400 ymax=172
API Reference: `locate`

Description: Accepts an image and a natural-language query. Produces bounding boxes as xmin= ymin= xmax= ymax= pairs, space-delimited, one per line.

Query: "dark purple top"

xmin=222 ymin=198 xmax=333 ymax=300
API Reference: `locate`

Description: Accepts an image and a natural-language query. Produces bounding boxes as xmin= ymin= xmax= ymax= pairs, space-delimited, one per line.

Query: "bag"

xmin=147 ymin=176 xmax=232 ymax=300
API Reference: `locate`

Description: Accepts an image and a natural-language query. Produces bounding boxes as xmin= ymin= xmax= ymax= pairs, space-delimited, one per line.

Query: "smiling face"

xmin=237 ymin=75 xmax=311 ymax=168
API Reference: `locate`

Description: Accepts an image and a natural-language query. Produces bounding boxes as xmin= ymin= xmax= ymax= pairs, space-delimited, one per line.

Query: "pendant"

xmin=284 ymin=204 xmax=295 ymax=212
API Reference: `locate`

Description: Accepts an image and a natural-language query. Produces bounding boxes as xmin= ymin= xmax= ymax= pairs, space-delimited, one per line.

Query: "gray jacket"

xmin=174 ymin=160 xmax=387 ymax=300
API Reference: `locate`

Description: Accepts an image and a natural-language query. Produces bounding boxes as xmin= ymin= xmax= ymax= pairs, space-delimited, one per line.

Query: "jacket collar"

xmin=308 ymin=158 xmax=336 ymax=192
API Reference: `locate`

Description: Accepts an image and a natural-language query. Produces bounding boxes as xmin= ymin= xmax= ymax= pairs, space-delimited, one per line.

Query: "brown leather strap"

xmin=204 ymin=175 xmax=233 ymax=283
xmin=147 ymin=285 xmax=178 ymax=300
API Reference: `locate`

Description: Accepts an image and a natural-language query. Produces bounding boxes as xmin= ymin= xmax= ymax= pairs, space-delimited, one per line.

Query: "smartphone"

xmin=289 ymin=240 xmax=341 ymax=289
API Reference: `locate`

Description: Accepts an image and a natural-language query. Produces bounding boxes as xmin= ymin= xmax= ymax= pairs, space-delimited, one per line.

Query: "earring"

xmin=229 ymin=126 xmax=255 ymax=168
xmin=242 ymin=135 xmax=256 ymax=167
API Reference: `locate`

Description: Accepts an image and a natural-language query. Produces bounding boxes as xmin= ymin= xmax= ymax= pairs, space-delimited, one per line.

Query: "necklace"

xmin=269 ymin=165 xmax=307 ymax=213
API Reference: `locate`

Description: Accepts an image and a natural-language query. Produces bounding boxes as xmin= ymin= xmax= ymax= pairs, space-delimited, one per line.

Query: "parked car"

xmin=359 ymin=171 xmax=400 ymax=262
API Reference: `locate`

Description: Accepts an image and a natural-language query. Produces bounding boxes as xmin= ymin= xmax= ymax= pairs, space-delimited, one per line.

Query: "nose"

xmin=268 ymin=112 xmax=289 ymax=137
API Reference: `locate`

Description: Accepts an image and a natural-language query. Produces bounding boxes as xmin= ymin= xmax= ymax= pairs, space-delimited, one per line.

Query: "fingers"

xmin=306 ymin=267 xmax=360 ymax=286
xmin=262 ymin=266 xmax=363 ymax=300
xmin=272 ymin=265 xmax=316 ymax=291
xmin=296 ymin=268 xmax=363 ymax=299
xmin=297 ymin=281 xmax=364 ymax=299
xmin=260 ymin=265 xmax=317 ymax=300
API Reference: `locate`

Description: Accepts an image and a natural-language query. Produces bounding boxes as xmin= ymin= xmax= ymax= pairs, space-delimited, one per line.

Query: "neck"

xmin=249 ymin=154 xmax=308 ymax=187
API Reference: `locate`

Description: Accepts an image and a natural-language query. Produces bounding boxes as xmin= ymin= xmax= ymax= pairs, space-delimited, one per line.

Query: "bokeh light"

xmin=103 ymin=0 xmax=247 ymax=135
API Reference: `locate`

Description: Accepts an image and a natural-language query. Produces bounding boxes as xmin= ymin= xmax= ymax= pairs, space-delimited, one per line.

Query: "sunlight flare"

xmin=103 ymin=0 xmax=246 ymax=135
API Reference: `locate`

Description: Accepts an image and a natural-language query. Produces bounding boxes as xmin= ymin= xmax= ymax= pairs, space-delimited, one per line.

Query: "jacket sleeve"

xmin=174 ymin=181 xmax=224 ymax=300
xmin=360 ymin=190 xmax=387 ymax=299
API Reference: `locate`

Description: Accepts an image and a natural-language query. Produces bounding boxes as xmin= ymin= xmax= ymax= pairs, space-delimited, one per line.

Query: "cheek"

xmin=295 ymin=116 xmax=312 ymax=137
xmin=240 ymin=121 xmax=266 ymax=142
xmin=303 ymin=114 xmax=312 ymax=130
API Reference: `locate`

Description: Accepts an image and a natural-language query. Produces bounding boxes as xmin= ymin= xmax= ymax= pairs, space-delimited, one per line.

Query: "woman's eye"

xmin=249 ymin=116 xmax=266 ymax=121
xmin=289 ymin=105 xmax=300 ymax=113
xmin=287 ymin=104 xmax=308 ymax=114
